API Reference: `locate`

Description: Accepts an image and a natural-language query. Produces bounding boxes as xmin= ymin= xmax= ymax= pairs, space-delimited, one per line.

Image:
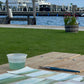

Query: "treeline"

xmin=0 ymin=1 xmax=3 ymax=6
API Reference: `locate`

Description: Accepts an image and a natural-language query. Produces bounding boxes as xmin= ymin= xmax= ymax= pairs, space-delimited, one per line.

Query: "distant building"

xmin=6 ymin=0 xmax=51 ymax=11
xmin=1 ymin=0 xmax=79 ymax=12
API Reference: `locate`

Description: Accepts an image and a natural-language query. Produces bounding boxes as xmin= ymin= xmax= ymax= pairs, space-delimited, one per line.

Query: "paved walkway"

xmin=0 ymin=24 xmax=84 ymax=31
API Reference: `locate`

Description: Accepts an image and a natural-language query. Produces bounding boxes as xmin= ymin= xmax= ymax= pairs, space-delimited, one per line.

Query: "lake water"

xmin=1 ymin=16 xmax=84 ymax=26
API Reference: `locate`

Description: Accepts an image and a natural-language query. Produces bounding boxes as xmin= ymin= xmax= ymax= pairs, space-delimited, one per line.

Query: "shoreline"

xmin=0 ymin=24 xmax=84 ymax=31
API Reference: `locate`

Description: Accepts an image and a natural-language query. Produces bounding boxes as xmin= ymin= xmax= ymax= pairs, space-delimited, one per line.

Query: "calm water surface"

xmin=1 ymin=16 xmax=84 ymax=26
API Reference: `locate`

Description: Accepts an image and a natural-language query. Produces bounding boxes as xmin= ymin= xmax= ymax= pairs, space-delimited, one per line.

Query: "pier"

xmin=0 ymin=11 xmax=83 ymax=25
xmin=0 ymin=11 xmax=83 ymax=16
xmin=0 ymin=0 xmax=84 ymax=25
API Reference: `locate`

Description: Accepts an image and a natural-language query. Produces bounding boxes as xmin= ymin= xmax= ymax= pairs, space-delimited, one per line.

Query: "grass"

xmin=0 ymin=28 xmax=84 ymax=65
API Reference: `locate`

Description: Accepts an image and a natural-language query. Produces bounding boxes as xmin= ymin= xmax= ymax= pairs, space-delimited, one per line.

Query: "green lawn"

xmin=0 ymin=28 xmax=84 ymax=65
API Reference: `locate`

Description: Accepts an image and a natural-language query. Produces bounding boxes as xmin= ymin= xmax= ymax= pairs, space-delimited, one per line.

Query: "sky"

xmin=0 ymin=0 xmax=84 ymax=7
xmin=48 ymin=0 xmax=84 ymax=7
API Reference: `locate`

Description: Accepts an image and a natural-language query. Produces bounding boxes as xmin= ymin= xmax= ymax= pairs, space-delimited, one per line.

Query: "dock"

xmin=0 ymin=11 xmax=83 ymax=16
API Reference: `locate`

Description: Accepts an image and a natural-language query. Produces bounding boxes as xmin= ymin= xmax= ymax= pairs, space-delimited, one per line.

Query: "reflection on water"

xmin=0 ymin=16 xmax=84 ymax=26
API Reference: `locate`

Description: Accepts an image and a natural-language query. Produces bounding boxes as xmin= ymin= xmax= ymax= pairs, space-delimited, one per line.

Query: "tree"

xmin=0 ymin=1 xmax=3 ymax=6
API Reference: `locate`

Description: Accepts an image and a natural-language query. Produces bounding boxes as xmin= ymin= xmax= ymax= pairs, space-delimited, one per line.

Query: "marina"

xmin=0 ymin=11 xmax=83 ymax=16
xmin=0 ymin=0 xmax=84 ymax=25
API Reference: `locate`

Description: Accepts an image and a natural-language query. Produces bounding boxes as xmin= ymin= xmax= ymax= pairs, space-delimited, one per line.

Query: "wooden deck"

xmin=0 ymin=52 xmax=84 ymax=75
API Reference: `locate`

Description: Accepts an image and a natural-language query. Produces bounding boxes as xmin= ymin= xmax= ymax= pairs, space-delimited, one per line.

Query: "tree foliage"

xmin=0 ymin=1 xmax=3 ymax=6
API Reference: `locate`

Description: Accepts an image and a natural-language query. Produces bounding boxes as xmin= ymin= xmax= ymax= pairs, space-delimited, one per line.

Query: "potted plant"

xmin=64 ymin=14 xmax=79 ymax=33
